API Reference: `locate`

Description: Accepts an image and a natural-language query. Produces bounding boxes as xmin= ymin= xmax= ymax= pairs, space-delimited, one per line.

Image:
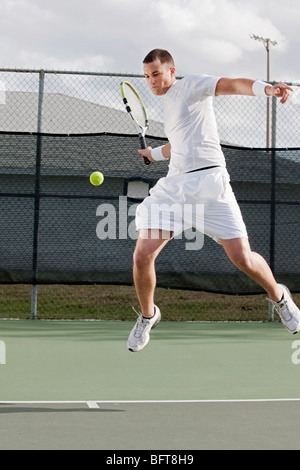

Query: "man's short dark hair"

xmin=143 ymin=49 xmax=175 ymax=66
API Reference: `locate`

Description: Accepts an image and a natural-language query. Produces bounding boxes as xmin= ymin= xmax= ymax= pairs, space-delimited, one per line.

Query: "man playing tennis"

xmin=127 ymin=48 xmax=300 ymax=352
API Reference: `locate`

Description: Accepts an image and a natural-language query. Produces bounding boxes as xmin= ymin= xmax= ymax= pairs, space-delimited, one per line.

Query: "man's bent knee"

xmin=221 ymin=238 xmax=254 ymax=272
xmin=133 ymin=230 xmax=172 ymax=268
xmin=232 ymin=253 xmax=254 ymax=272
xmin=133 ymin=247 xmax=156 ymax=268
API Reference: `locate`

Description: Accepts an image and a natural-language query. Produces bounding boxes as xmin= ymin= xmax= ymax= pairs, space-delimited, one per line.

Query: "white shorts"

xmin=135 ymin=167 xmax=248 ymax=243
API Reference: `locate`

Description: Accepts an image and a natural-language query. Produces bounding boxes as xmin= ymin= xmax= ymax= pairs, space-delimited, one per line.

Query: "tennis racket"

xmin=120 ymin=81 xmax=151 ymax=165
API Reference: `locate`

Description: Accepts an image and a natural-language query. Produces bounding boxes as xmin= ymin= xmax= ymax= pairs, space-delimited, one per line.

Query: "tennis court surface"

xmin=1 ymin=319 xmax=300 ymax=450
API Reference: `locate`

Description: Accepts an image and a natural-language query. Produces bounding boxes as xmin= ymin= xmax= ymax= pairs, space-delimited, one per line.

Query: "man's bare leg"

xmin=221 ymin=237 xmax=283 ymax=302
xmin=133 ymin=229 xmax=172 ymax=318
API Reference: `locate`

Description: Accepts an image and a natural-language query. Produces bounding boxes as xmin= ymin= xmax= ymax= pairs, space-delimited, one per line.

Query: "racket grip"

xmin=139 ymin=135 xmax=151 ymax=165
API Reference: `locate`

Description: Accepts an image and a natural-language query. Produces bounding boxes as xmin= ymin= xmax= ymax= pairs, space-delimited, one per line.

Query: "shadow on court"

xmin=0 ymin=319 xmax=300 ymax=450
xmin=0 ymin=405 xmax=123 ymax=413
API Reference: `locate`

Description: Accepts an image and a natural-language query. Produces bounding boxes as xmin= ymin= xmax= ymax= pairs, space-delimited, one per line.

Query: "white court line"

xmin=1 ymin=398 xmax=300 ymax=406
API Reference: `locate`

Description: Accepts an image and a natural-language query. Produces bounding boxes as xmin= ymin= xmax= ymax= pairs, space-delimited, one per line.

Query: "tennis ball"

xmin=90 ymin=171 xmax=104 ymax=186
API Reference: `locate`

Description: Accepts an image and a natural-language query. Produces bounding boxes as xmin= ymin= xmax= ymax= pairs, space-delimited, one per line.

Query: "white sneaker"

xmin=268 ymin=285 xmax=300 ymax=334
xmin=127 ymin=305 xmax=161 ymax=352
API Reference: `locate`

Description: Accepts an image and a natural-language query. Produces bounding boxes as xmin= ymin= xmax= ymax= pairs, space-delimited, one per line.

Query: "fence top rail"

xmin=0 ymin=68 xmax=298 ymax=86
xmin=0 ymin=68 xmax=146 ymax=78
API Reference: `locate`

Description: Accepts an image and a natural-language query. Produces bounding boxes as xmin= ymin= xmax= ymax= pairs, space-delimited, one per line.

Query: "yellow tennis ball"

xmin=90 ymin=171 xmax=104 ymax=186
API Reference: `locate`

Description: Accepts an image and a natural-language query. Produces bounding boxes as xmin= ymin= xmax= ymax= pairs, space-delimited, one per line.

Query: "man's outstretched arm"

xmin=215 ymin=78 xmax=293 ymax=104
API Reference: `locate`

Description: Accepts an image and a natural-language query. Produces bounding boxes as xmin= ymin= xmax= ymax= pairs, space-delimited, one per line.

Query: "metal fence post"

xmin=31 ymin=70 xmax=45 ymax=319
xmin=268 ymin=96 xmax=278 ymax=321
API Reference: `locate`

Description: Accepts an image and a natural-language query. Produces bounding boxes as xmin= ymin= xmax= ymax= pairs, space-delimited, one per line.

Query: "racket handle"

xmin=139 ymin=135 xmax=151 ymax=165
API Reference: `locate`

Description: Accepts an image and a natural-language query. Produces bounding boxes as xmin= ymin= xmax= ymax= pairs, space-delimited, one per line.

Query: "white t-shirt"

xmin=162 ymin=74 xmax=226 ymax=176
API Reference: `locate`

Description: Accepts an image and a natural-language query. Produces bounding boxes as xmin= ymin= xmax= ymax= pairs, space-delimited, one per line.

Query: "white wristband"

xmin=151 ymin=146 xmax=165 ymax=161
xmin=252 ymin=80 xmax=269 ymax=97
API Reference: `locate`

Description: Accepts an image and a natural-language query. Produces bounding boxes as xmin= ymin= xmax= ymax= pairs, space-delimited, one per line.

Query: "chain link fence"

xmin=0 ymin=69 xmax=299 ymax=321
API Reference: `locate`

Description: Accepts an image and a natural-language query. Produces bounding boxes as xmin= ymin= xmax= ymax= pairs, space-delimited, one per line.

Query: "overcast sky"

xmin=0 ymin=0 xmax=299 ymax=82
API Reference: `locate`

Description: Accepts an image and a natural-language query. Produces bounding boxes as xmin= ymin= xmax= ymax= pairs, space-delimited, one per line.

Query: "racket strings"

xmin=124 ymin=85 xmax=147 ymax=127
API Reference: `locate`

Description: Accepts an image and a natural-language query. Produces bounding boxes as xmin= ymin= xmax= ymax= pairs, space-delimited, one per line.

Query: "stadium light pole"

xmin=250 ymin=34 xmax=278 ymax=148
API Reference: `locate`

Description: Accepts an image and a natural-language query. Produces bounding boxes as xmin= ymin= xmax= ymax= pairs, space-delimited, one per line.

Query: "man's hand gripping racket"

xmin=120 ymin=81 xmax=151 ymax=165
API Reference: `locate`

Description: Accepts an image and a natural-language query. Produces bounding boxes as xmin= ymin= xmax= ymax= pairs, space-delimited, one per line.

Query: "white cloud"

xmin=154 ymin=0 xmax=198 ymax=33
xmin=151 ymin=0 xmax=287 ymax=70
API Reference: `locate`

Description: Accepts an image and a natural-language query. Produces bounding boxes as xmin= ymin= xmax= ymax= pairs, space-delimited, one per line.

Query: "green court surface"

xmin=0 ymin=319 xmax=300 ymax=450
